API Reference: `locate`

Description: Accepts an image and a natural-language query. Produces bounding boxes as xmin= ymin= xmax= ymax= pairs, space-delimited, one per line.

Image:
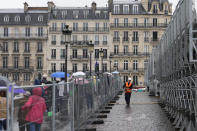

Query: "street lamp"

xmin=87 ymin=41 xmax=94 ymax=76
xmin=99 ymin=48 xmax=104 ymax=73
xmin=62 ymin=25 xmax=72 ymax=82
xmin=109 ymin=56 xmax=112 ymax=73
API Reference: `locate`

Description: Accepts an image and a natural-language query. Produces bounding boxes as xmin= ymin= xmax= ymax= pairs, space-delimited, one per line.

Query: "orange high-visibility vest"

xmin=125 ymin=82 xmax=132 ymax=93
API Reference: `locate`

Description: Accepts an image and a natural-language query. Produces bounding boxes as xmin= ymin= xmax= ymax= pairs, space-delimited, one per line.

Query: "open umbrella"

xmin=51 ymin=72 xmax=70 ymax=78
xmin=72 ymin=72 xmax=85 ymax=77
xmin=112 ymin=71 xmax=119 ymax=74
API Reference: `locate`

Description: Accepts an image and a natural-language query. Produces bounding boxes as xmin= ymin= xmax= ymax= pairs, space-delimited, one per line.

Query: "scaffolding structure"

xmin=145 ymin=0 xmax=197 ymax=130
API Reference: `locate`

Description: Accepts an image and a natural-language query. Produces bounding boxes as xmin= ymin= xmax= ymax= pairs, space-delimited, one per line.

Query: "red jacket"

xmin=22 ymin=87 xmax=46 ymax=124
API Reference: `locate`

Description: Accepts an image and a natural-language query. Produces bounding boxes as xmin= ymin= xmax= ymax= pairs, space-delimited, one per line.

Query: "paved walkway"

xmin=96 ymin=92 xmax=175 ymax=131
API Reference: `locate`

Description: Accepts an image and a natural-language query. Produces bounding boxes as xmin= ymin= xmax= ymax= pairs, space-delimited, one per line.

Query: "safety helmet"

xmin=128 ymin=78 xmax=132 ymax=81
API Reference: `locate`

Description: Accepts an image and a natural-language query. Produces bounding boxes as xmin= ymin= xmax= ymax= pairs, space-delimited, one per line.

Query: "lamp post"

xmin=99 ymin=48 xmax=104 ymax=73
xmin=62 ymin=25 xmax=72 ymax=82
xmin=87 ymin=41 xmax=94 ymax=76
xmin=109 ymin=56 xmax=112 ymax=73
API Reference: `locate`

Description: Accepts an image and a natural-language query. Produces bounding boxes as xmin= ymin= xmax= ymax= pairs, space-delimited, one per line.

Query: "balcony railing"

xmin=103 ymin=41 xmax=108 ymax=45
xmin=51 ymin=41 xmax=56 ymax=45
xmin=122 ymin=37 xmax=129 ymax=42
xmin=110 ymin=52 xmax=150 ymax=57
xmin=0 ymin=34 xmax=48 ymax=39
xmin=118 ymin=68 xmax=145 ymax=73
xmin=113 ymin=37 xmax=120 ymax=42
xmin=110 ymin=23 xmax=168 ymax=28
xmin=0 ymin=66 xmax=34 ymax=72
xmin=152 ymin=38 xmax=158 ymax=42
xmin=132 ymin=37 xmax=139 ymax=42
xmin=49 ymin=27 xmax=109 ymax=33
xmin=70 ymin=55 xmax=89 ymax=60
xmin=144 ymin=37 xmax=149 ymax=42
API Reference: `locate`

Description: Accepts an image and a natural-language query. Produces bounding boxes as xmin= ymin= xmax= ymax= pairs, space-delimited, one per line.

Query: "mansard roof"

xmin=49 ymin=7 xmax=109 ymax=20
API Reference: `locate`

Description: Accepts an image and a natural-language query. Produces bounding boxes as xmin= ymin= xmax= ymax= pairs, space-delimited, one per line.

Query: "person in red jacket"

xmin=22 ymin=87 xmax=46 ymax=131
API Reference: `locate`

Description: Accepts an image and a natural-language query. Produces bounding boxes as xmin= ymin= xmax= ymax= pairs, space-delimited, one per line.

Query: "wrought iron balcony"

xmin=51 ymin=41 xmax=56 ymax=45
xmin=110 ymin=23 xmax=168 ymax=28
xmin=70 ymin=55 xmax=89 ymax=60
xmin=151 ymin=38 xmax=159 ymax=42
xmin=110 ymin=52 xmax=150 ymax=57
xmin=0 ymin=33 xmax=48 ymax=39
xmin=113 ymin=37 xmax=120 ymax=42
xmin=122 ymin=37 xmax=129 ymax=42
xmin=49 ymin=27 xmax=109 ymax=33
xmin=0 ymin=66 xmax=34 ymax=72
xmin=132 ymin=37 xmax=139 ymax=42
xmin=118 ymin=68 xmax=145 ymax=73
xmin=144 ymin=37 xmax=149 ymax=42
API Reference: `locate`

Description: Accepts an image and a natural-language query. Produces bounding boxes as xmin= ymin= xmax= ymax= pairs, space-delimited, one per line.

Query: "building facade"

xmin=0 ymin=0 xmax=172 ymax=86
xmin=0 ymin=3 xmax=48 ymax=85
xmin=109 ymin=0 xmax=172 ymax=86
xmin=47 ymin=2 xmax=110 ymax=76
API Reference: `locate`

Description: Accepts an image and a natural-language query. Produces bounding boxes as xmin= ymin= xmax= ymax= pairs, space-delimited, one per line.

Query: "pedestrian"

xmin=123 ymin=78 xmax=133 ymax=105
xmin=22 ymin=88 xmax=46 ymax=131
xmin=17 ymin=91 xmax=31 ymax=131
xmin=41 ymin=74 xmax=48 ymax=85
xmin=0 ymin=90 xmax=7 ymax=130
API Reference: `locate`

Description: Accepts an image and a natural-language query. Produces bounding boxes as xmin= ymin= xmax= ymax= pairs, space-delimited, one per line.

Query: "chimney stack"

xmin=24 ymin=2 xmax=29 ymax=13
xmin=91 ymin=2 xmax=97 ymax=11
xmin=48 ymin=1 xmax=55 ymax=12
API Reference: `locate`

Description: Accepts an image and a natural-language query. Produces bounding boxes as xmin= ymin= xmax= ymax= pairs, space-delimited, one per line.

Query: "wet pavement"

xmin=96 ymin=92 xmax=175 ymax=131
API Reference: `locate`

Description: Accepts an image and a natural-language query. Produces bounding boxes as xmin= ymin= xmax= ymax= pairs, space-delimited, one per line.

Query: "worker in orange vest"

xmin=123 ymin=78 xmax=133 ymax=105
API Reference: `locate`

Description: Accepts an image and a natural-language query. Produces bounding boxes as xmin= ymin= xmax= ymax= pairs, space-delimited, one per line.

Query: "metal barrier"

xmin=145 ymin=0 xmax=197 ymax=130
xmin=0 ymin=74 xmax=122 ymax=131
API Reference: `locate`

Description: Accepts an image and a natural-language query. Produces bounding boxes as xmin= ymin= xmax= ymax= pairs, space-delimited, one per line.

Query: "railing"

xmin=144 ymin=37 xmax=149 ymax=42
xmin=122 ymin=37 xmax=129 ymax=42
xmin=51 ymin=41 xmax=56 ymax=45
xmin=70 ymin=55 xmax=89 ymax=60
xmin=110 ymin=23 xmax=168 ymax=28
xmin=0 ymin=34 xmax=48 ymax=39
xmin=110 ymin=52 xmax=150 ymax=57
xmin=151 ymin=38 xmax=158 ymax=42
xmin=132 ymin=37 xmax=139 ymax=42
xmin=0 ymin=75 xmax=122 ymax=131
xmin=113 ymin=37 xmax=120 ymax=42
xmin=49 ymin=27 xmax=109 ymax=33
xmin=0 ymin=66 xmax=34 ymax=72
xmin=118 ymin=68 xmax=145 ymax=73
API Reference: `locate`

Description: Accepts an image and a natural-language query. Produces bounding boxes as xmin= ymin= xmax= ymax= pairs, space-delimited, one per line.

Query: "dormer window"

xmin=4 ymin=16 xmax=9 ymax=22
xmin=153 ymin=5 xmax=158 ymax=14
xmin=123 ymin=5 xmax=129 ymax=14
xmin=133 ymin=5 xmax=138 ymax=14
xmin=15 ymin=16 xmax=20 ymax=22
xmin=95 ymin=10 xmax=100 ymax=17
xmin=83 ymin=10 xmax=89 ymax=18
xmin=114 ymin=5 xmax=120 ymax=14
xmin=25 ymin=15 xmax=31 ymax=22
xmin=62 ymin=11 xmax=67 ymax=18
xmin=73 ymin=10 xmax=79 ymax=19
xmin=38 ymin=15 xmax=43 ymax=22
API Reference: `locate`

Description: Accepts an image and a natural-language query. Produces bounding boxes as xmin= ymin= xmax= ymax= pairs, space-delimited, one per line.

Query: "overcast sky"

xmin=0 ymin=0 xmax=196 ymax=13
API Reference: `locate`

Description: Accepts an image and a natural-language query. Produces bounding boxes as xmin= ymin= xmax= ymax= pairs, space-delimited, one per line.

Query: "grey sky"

xmin=0 ymin=0 xmax=196 ymax=13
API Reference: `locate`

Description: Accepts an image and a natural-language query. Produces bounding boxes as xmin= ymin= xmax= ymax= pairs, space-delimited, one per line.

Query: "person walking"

xmin=0 ymin=90 xmax=7 ymax=130
xmin=22 ymin=88 xmax=46 ymax=131
xmin=123 ymin=78 xmax=133 ymax=105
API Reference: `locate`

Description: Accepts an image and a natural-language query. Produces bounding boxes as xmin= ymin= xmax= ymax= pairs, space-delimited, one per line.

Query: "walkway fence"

xmin=145 ymin=0 xmax=197 ymax=130
xmin=0 ymin=74 xmax=122 ymax=131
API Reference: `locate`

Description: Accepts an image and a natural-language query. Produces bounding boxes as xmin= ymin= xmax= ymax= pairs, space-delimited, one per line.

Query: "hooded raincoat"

xmin=22 ymin=88 xmax=46 ymax=124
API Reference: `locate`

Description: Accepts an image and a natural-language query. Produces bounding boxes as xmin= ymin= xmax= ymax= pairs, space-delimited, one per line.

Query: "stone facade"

xmin=0 ymin=0 xmax=172 ymax=86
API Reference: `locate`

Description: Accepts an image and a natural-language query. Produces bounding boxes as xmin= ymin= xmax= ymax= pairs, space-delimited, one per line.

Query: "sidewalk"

xmin=96 ymin=92 xmax=175 ymax=131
